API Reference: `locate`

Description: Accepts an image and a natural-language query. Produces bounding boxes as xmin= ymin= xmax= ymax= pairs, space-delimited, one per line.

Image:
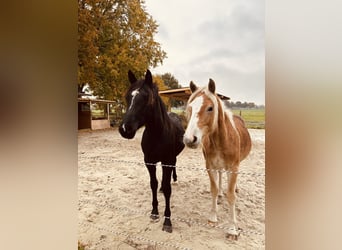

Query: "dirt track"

xmin=78 ymin=128 xmax=265 ymax=249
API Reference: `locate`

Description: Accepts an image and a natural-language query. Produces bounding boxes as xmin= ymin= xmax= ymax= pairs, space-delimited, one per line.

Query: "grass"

xmin=231 ymin=108 xmax=265 ymax=129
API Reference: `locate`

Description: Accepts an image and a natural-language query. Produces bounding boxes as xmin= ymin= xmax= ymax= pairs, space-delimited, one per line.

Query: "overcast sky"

xmin=144 ymin=0 xmax=264 ymax=105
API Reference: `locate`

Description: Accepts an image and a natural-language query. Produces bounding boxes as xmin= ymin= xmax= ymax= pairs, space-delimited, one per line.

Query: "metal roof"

xmin=159 ymin=87 xmax=230 ymax=101
xmin=78 ymin=98 xmax=117 ymax=104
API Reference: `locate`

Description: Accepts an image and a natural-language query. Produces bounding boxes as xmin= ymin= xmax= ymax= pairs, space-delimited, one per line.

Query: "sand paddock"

xmin=78 ymin=128 xmax=265 ymax=249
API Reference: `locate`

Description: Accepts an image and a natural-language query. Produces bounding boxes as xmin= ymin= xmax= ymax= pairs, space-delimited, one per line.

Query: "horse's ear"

xmin=128 ymin=70 xmax=137 ymax=84
xmin=208 ymin=79 xmax=216 ymax=93
xmin=145 ymin=69 xmax=153 ymax=87
xmin=190 ymin=81 xmax=198 ymax=93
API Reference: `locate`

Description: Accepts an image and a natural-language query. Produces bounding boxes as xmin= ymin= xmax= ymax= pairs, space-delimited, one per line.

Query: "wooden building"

xmin=78 ymin=88 xmax=229 ymax=130
xmin=78 ymin=98 xmax=116 ymax=130
xmin=159 ymin=87 xmax=230 ymax=110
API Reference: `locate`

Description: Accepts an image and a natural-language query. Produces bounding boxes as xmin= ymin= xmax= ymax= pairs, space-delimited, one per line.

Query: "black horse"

xmin=119 ymin=69 xmax=185 ymax=233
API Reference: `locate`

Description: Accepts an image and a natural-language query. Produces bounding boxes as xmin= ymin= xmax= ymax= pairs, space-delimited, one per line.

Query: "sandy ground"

xmin=78 ymin=128 xmax=265 ymax=250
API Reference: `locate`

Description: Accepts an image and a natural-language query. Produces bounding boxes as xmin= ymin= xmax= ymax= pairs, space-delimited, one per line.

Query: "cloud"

xmin=145 ymin=0 xmax=264 ymax=104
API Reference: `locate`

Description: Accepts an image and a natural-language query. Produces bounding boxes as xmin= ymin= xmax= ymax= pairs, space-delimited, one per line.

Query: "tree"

xmin=78 ymin=0 xmax=167 ymax=106
xmin=160 ymin=73 xmax=181 ymax=89
xmin=159 ymin=73 xmax=183 ymax=107
xmin=224 ymin=100 xmax=232 ymax=108
xmin=152 ymin=74 xmax=170 ymax=106
xmin=78 ymin=0 xmax=99 ymax=94
xmin=247 ymin=102 xmax=256 ymax=108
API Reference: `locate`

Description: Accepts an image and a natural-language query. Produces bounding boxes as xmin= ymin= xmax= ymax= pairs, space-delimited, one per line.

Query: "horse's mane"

xmin=154 ymin=86 xmax=173 ymax=130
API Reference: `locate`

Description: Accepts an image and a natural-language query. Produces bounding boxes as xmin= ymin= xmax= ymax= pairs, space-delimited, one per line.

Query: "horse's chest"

xmin=207 ymin=154 xmax=226 ymax=169
xmin=142 ymin=140 xmax=168 ymax=153
xmin=141 ymin=134 xmax=172 ymax=155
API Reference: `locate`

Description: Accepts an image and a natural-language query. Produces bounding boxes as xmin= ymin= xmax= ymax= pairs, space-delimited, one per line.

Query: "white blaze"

xmin=184 ymin=96 xmax=204 ymax=142
xmin=128 ymin=89 xmax=140 ymax=111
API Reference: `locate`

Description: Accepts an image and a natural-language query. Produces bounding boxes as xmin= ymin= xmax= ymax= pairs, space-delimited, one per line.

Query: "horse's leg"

xmin=147 ymin=164 xmax=159 ymax=221
xmin=217 ymin=170 xmax=224 ymax=204
xmin=161 ymin=163 xmax=173 ymax=233
xmin=235 ymin=183 xmax=239 ymax=193
xmin=226 ymin=170 xmax=239 ymax=240
xmin=172 ymin=167 xmax=177 ymax=182
xmin=207 ymin=169 xmax=219 ymax=223
xmin=160 ymin=166 xmax=177 ymax=193
xmin=228 ymin=172 xmax=239 ymax=193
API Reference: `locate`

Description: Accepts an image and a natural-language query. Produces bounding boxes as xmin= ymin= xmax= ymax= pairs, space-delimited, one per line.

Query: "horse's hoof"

xmin=172 ymin=180 xmax=178 ymax=185
xmin=162 ymin=225 xmax=172 ymax=233
xmin=226 ymin=228 xmax=241 ymax=240
xmin=150 ymin=214 xmax=160 ymax=222
xmin=159 ymin=188 xmax=163 ymax=193
xmin=226 ymin=233 xmax=239 ymax=240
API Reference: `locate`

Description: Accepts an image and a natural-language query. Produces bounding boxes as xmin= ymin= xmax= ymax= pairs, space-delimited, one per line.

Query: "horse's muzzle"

xmin=183 ymin=135 xmax=199 ymax=149
xmin=119 ymin=123 xmax=136 ymax=139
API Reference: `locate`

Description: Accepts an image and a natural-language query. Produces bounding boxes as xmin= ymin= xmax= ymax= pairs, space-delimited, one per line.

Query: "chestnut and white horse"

xmin=183 ymin=79 xmax=252 ymax=240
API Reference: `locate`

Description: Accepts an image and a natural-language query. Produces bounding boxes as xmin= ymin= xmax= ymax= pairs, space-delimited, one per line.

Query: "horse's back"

xmin=233 ymin=115 xmax=252 ymax=161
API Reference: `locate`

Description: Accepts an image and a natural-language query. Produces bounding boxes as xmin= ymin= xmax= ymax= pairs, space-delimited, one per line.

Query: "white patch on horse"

xmin=225 ymin=108 xmax=237 ymax=131
xmin=129 ymin=89 xmax=140 ymax=111
xmin=184 ymin=96 xmax=203 ymax=144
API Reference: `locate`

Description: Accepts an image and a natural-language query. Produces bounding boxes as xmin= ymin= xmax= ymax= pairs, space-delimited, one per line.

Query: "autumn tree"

xmin=78 ymin=0 xmax=99 ymax=94
xmin=151 ymin=74 xmax=170 ymax=107
xmin=78 ymin=0 xmax=167 ymax=114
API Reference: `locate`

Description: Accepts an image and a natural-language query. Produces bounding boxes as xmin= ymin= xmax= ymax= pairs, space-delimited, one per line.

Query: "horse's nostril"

xmin=193 ymin=136 xmax=197 ymax=143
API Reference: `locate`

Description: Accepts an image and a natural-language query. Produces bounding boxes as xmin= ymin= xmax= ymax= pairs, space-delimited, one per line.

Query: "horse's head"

xmin=183 ymin=79 xmax=219 ymax=148
xmin=119 ymin=69 xmax=156 ymax=139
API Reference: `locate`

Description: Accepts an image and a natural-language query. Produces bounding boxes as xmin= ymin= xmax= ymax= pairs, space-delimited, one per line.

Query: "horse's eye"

xmin=207 ymin=107 xmax=213 ymax=112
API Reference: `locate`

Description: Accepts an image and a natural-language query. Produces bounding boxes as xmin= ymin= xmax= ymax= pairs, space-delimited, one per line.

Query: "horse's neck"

xmin=145 ymin=97 xmax=170 ymax=133
xmin=209 ymin=107 xmax=235 ymax=146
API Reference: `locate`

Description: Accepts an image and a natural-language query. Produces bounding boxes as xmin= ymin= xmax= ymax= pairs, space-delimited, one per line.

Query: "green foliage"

xmin=78 ymin=0 xmax=167 ymax=104
xmin=158 ymin=72 xmax=184 ymax=107
xmin=153 ymin=74 xmax=170 ymax=106
xmin=160 ymin=73 xmax=181 ymax=89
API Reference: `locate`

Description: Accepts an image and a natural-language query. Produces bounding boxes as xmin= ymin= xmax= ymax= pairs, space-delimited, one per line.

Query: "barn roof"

xmin=78 ymin=98 xmax=116 ymax=104
xmin=159 ymin=87 xmax=230 ymax=101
